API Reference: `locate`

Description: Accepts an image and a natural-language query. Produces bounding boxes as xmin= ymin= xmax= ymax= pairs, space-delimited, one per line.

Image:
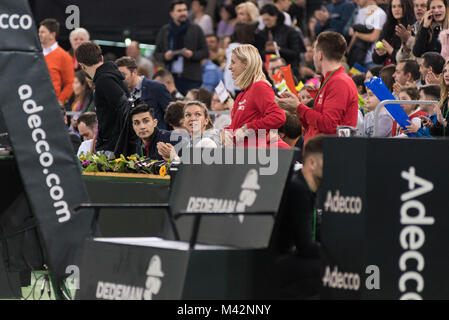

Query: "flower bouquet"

xmin=79 ymin=152 xmax=169 ymax=176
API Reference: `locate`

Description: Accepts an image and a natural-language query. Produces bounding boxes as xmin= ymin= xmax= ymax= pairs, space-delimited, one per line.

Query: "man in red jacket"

xmin=276 ymin=31 xmax=358 ymax=142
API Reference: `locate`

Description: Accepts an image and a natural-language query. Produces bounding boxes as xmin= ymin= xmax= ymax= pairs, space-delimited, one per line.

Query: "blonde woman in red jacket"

xmin=224 ymin=44 xmax=286 ymax=147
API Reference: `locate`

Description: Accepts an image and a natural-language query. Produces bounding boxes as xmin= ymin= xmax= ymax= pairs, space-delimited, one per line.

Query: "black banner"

xmin=169 ymin=148 xmax=294 ymax=248
xmin=28 ymin=0 xmax=171 ymax=44
xmin=320 ymin=137 xmax=449 ymax=299
xmin=79 ymin=239 xmax=271 ymax=300
xmin=0 ymin=0 xmax=94 ymax=290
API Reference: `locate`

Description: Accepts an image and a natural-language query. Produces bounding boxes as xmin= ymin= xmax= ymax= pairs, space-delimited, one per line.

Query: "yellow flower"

xmin=115 ymin=158 xmax=123 ymax=163
xmin=159 ymin=165 xmax=167 ymax=176
xmin=79 ymin=156 xmax=87 ymax=161
xmin=127 ymin=156 xmax=137 ymax=161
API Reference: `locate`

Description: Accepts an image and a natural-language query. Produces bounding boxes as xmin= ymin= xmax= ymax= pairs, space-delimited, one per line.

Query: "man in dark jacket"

xmin=116 ymin=56 xmax=173 ymax=130
xmin=154 ymin=0 xmax=209 ymax=96
xmin=131 ymin=103 xmax=173 ymax=160
xmin=76 ymin=41 xmax=131 ymax=156
xmin=257 ymin=4 xmax=305 ymax=79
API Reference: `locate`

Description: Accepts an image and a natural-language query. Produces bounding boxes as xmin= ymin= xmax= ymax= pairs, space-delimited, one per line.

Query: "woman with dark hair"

xmin=224 ymin=22 xmax=256 ymax=96
xmin=379 ymin=64 xmax=397 ymax=92
xmin=372 ymin=0 xmax=415 ymax=65
xmin=65 ymin=70 xmax=94 ymax=113
xmin=256 ymin=4 xmax=306 ymax=78
xmin=413 ymin=0 xmax=449 ymax=57
xmin=217 ymin=4 xmax=237 ymax=38
xmin=365 ymin=65 xmax=383 ymax=82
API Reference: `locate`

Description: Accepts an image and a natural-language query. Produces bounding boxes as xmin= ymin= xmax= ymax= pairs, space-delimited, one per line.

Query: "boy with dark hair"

xmin=131 ymin=103 xmax=175 ymax=160
xmin=76 ymin=42 xmax=131 ymax=156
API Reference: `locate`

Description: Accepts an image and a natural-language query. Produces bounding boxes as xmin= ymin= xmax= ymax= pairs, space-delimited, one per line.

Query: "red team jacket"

xmin=227 ymin=80 xmax=286 ymax=146
xmin=296 ymin=66 xmax=358 ymax=142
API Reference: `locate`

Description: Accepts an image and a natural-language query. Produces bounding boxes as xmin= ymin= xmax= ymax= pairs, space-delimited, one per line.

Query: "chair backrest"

xmin=168 ymin=147 xmax=295 ymax=248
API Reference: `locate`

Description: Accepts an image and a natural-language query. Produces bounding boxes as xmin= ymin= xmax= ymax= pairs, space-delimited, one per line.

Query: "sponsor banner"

xmin=0 ymin=0 xmax=94 ymax=285
xmin=320 ymin=138 xmax=449 ymax=299
xmin=169 ymin=148 xmax=294 ymax=248
xmin=79 ymin=239 xmax=272 ymax=300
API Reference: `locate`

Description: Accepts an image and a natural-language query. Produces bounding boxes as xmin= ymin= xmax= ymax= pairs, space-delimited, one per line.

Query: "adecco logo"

xmin=0 ymin=14 xmax=33 ymax=30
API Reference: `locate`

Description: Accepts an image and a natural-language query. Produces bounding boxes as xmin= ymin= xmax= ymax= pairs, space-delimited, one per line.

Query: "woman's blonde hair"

xmin=235 ymin=2 xmax=259 ymax=24
xmin=232 ymin=44 xmax=267 ymax=90
xmin=184 ymin=100 xmax=214 ymax=130
xmin=438 ymin=60 xmax=449 ymax=109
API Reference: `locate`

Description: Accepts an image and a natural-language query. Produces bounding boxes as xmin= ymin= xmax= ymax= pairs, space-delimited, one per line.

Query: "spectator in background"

xmin=258 ymin=0 xmax=294 ymax=30
xmin=164 ymin=100 xmax=187 ymax=133
xmin=76 ymin=112 xmax=97 ymax=157
xmin=153 ymin=69 xmax=185 ymax=100
xmin=126 ymin=41 xmax=155 ymax=79
xmin=395 ymin=0 xmax=427 ymax=61
xmin=418 ymin=84 xmax=441 ymax=115
xmin=352 ymin=73 xmax=368 ymax=98
xmin=347 ymin=0 xmax=387 ymax=68
xmin=267 ymin=56 xmax=287 ymax=84
xmin=372 ymin=0 xmax=415 ymax=65
xmin=420 ymin=52 xmax=445 ymax=85
xmin=191 ymin=0 xmax=214 ymax=36
xmin=394 ymin=86 xmax=426 ymax=136
xmin=257 ymin=4 xmax=305 ymax=79
xmin=313 ymin=0 xmax=356 ymax=39
xmin=201 ymin=57 xmax=224 ymax=92
xmin=217 ymin=4 xmax=237 ymax=38
xmin=154 ymin=0 xmax=209 ymax=95
xmin=59 ymin=105 xmax=81 ymax=155
xmin=76 ymin=41 xmax=130 ymax=156
xmin=278 ymin=112 xmax=302 ymax=148
xmin=185 ymin=87 xmax=213 ymax=106
xmin=298 ymin=86 xmax=314 ymax=106
xmin=224 ymin=22 xmax=256 ymax=96
xmin=69 ymin=27 xmax=90 ymax=71
xmin=413 ymin=0 xmax=449 ymax=57
xmin=365 ymin=65 xmax=383 ymax=81
xmin=116 ymin=56 xmax=173 ymax=130
xmin=363 ymin=87 xmax=393 ymax=136
xmin=211 ymin=91 xmax=233 ymax=129
xmin=379 ymin=64 xmax=396 ymax=92
xmin=392 ymin=59 xmax=421 ymax=95
xmin=206 ymin=34 xmax=226 ymax=67
xmin=65 ymin=70 xmax=94 ymax=113
xmin=39 ymin=18 xmax=74 ymax=105
xmin=426 ymin=61 xmax=449 ymax=136
xmin=235 ymin=1 xmax=260 ymax=30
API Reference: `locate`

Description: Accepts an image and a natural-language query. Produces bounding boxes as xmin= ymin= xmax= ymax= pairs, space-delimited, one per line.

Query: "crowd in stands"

xmin=37 ymin=0 xmax=449 ymax=162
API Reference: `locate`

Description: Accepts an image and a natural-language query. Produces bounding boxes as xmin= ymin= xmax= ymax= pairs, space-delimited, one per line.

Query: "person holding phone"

xmin=412 ymin=0 xmax=449 ymax=57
